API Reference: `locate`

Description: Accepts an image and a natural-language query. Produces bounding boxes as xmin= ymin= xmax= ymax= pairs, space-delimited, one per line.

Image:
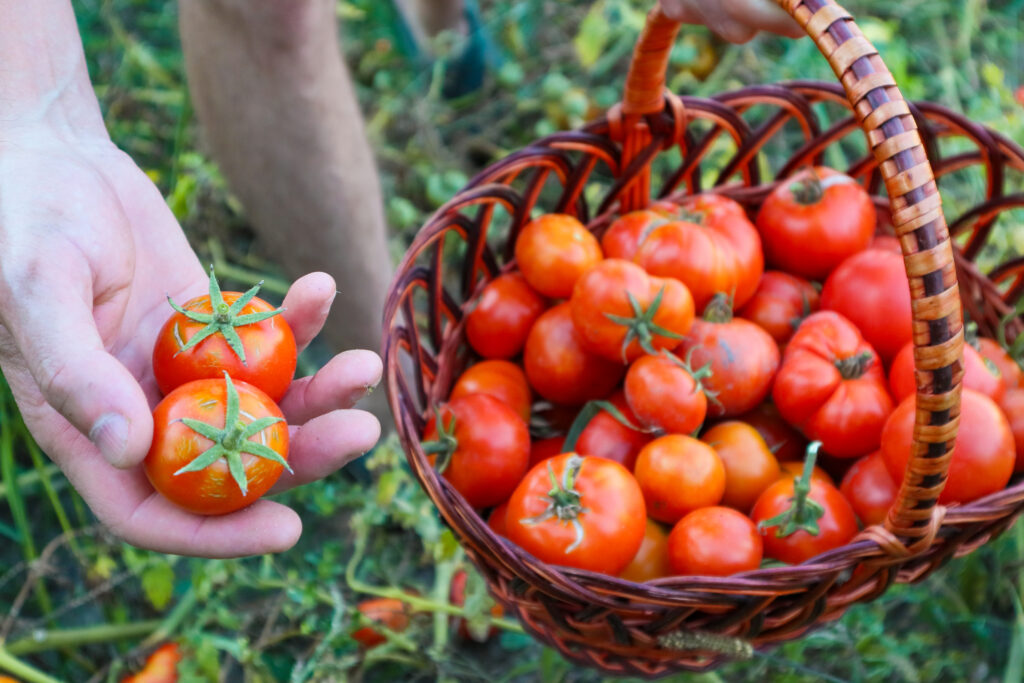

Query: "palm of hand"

xmin=0 ymin=137 xmax=381 ymax=557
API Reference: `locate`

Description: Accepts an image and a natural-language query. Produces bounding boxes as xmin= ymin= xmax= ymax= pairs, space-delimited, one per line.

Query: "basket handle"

xmin=618 ymin=0 xmax=963 ymax=555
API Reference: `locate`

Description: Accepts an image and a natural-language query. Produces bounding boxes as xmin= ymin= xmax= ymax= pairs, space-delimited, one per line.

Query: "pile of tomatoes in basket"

xmin=425 ymin=166 xmax=1024 ymax=579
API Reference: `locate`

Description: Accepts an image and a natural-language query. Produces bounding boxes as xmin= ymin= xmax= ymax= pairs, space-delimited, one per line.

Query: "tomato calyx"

xmin=167 ymin=266 xmax=285 ymax=366
xmin=422 ymin=408 xmax=459 ymax=474
xmin=701 ymin=292 xmax=735 ymax=323
xmin=757 ymin=442 xmax=825 ymax=538
xmin=174 ymin=372 xmax=290 ymax=496
xmin=789 ymin=169 xmax=858 ymax=205
xmin=834 ymin=351 xmax=874 ymax=380
xmin=604 ymin=286 xmax=684 ymax=361
xmin=520 ymin=455 xmax=589 ymax=553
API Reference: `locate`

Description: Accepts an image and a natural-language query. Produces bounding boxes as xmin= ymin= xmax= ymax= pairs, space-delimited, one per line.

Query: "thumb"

xmin=4 ymin=281 xmax=152 ymax=468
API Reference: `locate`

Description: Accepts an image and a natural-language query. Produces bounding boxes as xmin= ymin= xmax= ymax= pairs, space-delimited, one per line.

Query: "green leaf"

xmin=141 ymin=561 xmax=175 ymax=611
xmin=574 ymin=2 xmax=608 ymax=68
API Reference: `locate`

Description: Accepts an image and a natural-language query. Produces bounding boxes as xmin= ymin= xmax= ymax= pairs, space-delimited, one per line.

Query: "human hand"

xmin=659 ymin=0 xmax=804 ymax=43
xmin=0 ymin=127 xmax=382 ymax=558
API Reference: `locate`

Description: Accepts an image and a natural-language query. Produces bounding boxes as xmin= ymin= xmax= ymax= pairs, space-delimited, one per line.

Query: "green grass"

xmin=1 ymin=0 xmax=1023 ymax=680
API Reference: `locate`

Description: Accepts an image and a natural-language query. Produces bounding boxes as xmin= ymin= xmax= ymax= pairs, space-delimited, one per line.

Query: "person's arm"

xmin=659 ymin=0 xmax=804 ymax=43
xmin=0 ymin=1 xmax=382 ymax=558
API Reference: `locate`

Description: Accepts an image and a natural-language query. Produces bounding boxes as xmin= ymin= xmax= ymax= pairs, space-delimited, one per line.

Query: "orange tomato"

xmin=634 ymin=435 xmax=726 ymax=524
xmin=701 ymin=421 xmax=780 ymax=513
xmin=450 ymin=360 xmax=532 ymax=422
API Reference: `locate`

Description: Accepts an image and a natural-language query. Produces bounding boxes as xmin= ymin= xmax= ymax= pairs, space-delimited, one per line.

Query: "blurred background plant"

xmin=1 ymin=0 xmax=1023 ymax=681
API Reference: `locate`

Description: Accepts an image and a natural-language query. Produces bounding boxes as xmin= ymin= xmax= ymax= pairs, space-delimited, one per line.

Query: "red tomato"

xmin=570 ymin=259 xmax=694 ymax=363
xmin=514 ymin=214 xmax=602 ymax=298
xmin=678 ymin=294 xmax=780 ymax=418
xmin=624 ymin=352 xmax=708 ymax=435
xmin=601 ymin=210 xmax=670 ymax=260
xmin=756 ymin=167 xmax=875 ymax=281
xmin=889 ymin=340 xmax=1004 ymax=405
xmin=735 ymin=402 xmax=808 ymax=462
xmin=839 ymin=451 xmax=898 ymax=527
xmin=523 ymin=303 xmax=624 ymax=405
xmin=881 ymin=389 xmax=1014 ymax=504
xmin=634 ymin=194 xmax=763 ymax=312
xmin=153 ymin=271 xmax=296 ymax=402
xmin=1000 ymin=388 xmax=1024 ymax=473
xmin=465 ymin=273 xmax=546 ymax=359
xmin=634 ymin=435 xmax=726 ymax=524
xmin=450 ymin=569 xmax=504 ymax=642
xmin=976 ymin=337 xmax=1024 ymax=391
xmin=145 ymin=376 xmax=289 ymax=516
xmin=351 ymin=598 xmax=412 ymax=648
xmin=737 ymin=271 xmax=820 ymax=347
xmin=528 ymin=436 xmax=565 ymax=469
xmin=450 ymin=360 xmax=532 ymax=422
xmin=773 ymin=311 xmax=893 ymax=458
xmin=422 ymin=395 xmax=530 ymax=509
xmin=487 ymin=501 xmax=509 ymax=536
xmin=122 ymin=643 xmax=182 ymax=683
xmin=619 ymin=519 xmax=672 ymax=583
xmin=701 ymin=421 xmax=780 ymax=513
xmin=819 ymin=248 xmax=912 ymax=364
xmin=751 ymin=467 xmax=858 ymax=564
xmin=869 ymin=234 xmax=902 ymax=253
xmin=668 ymin=506 xmax=763 ymax=576
xmin=574 ymin=391 xmax=652 ymax=470
xmin=506 ymin=454 xmax=646 ymax=575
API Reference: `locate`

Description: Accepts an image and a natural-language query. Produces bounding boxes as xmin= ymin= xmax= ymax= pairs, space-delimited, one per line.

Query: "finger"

xmin=278 ymin=349 xmax=383 ymax=425
xmin=51 ymin=430 xmax=302 ymax=557
xmin=1 ymin=271 xmax=152 ymax=468
xmin=724 ymin=0 xmax=804 ymax=39
xmin=271 ymin=409 xmax=381 ymax=492
xmin=280 ymin=272 xmax=337 ymax=353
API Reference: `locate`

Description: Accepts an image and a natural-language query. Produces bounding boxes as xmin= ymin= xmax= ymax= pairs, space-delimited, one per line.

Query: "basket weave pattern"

xmin=383 ymin=0 xmax=1024 ymax=675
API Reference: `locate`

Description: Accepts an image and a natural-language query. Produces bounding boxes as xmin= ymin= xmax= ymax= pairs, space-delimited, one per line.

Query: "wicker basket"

xmin=383 ymin=0 xmax=1024 ymax=675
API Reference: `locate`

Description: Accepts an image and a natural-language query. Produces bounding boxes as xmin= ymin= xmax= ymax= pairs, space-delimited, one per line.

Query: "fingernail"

xmin=89 ymin=413 xmax=130 ymax=467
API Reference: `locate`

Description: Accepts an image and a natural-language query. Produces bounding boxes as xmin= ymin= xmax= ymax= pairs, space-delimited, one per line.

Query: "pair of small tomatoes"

xmin=145 ymin=269 xmax=297 ymax=516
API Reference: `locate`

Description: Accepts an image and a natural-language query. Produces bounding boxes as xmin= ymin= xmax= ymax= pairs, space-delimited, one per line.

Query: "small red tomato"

xmin=701 ymin=421 xmax=780 ymax=513
xmin=528 ymin=436 xmax=565 ymax=469
xmin=752 ymin=454 xmax=858 ymax=564
xmin=668 ymin=506 xmax=763 ymax=576
xmin=422 ymin=395 xmax=530 ymax=509
xmin=869 ymin=234 xmax=902 ymax=253
xmin=450 ymin=569 xmax=504 ymax=642
xmin=773 ymin=311 xmax=893 ymax=458
xmin=839 ymin=451 xmax=899 ymax=527
xmin=153 ymin=269 xmax=297 ymax=402
xmin=756 ymin=167 xmax=875 ymax=281
xmin=735 ymin=402 xmax=808 ymax=462
xmin=624 ymin=352 xmax=708 ymax=435
xmin=506 ymin=454 xmax=646 ymax=575
xmin=820 ymin=248 xmax=912 ymax=364
xmin=514 ymin=214 xmax=602 ymax=298
xmin=678 ymin=294 xmax=780 ymax=418
xmin=570 ymin=259 xmax=694 ymax=363
xmin=601 ymin=210 xmax=671 ymax=260
xmin=449 ymin=360 xmax=532 ymax=422
xmin=351 ymin=598 xmax=412 ymax=648
xmin=634 ymin=194 xmax=763 ymax=312
xmin=881 ymin=389 xmax=1014 ymax=504
xmin=465 ymin=273 xmax=546 ymax=359
xmin=619 ymin=519 xmax=672 ymax=583
xmin=976 ymin=337 xmax=1024 ymax=391
xmin=121 ymin=643 xmax=182 ymax=683
xmin=889 ymin=340 xmax=1004 ymax=405
xmin=999 ymin=388 xmax=1024 ymax=473
xmin=737 ymin=271 xmax=820 ymax=347
xmin=523 ymin=303 xmax=624 ymax=405
xmin=634 ymin=435 xmax=726 ymax=524
xmin=573 ymin=391 xmax=652 ymax=470
xmin=145 ymin=375 xmax=290 ymax=516
xmin=487 ymin=501 xmax=509 ymax=536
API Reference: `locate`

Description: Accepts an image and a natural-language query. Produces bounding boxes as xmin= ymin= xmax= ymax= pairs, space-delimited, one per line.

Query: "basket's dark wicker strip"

xmin=381 ymin=0 xmax=1024 ymax=669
